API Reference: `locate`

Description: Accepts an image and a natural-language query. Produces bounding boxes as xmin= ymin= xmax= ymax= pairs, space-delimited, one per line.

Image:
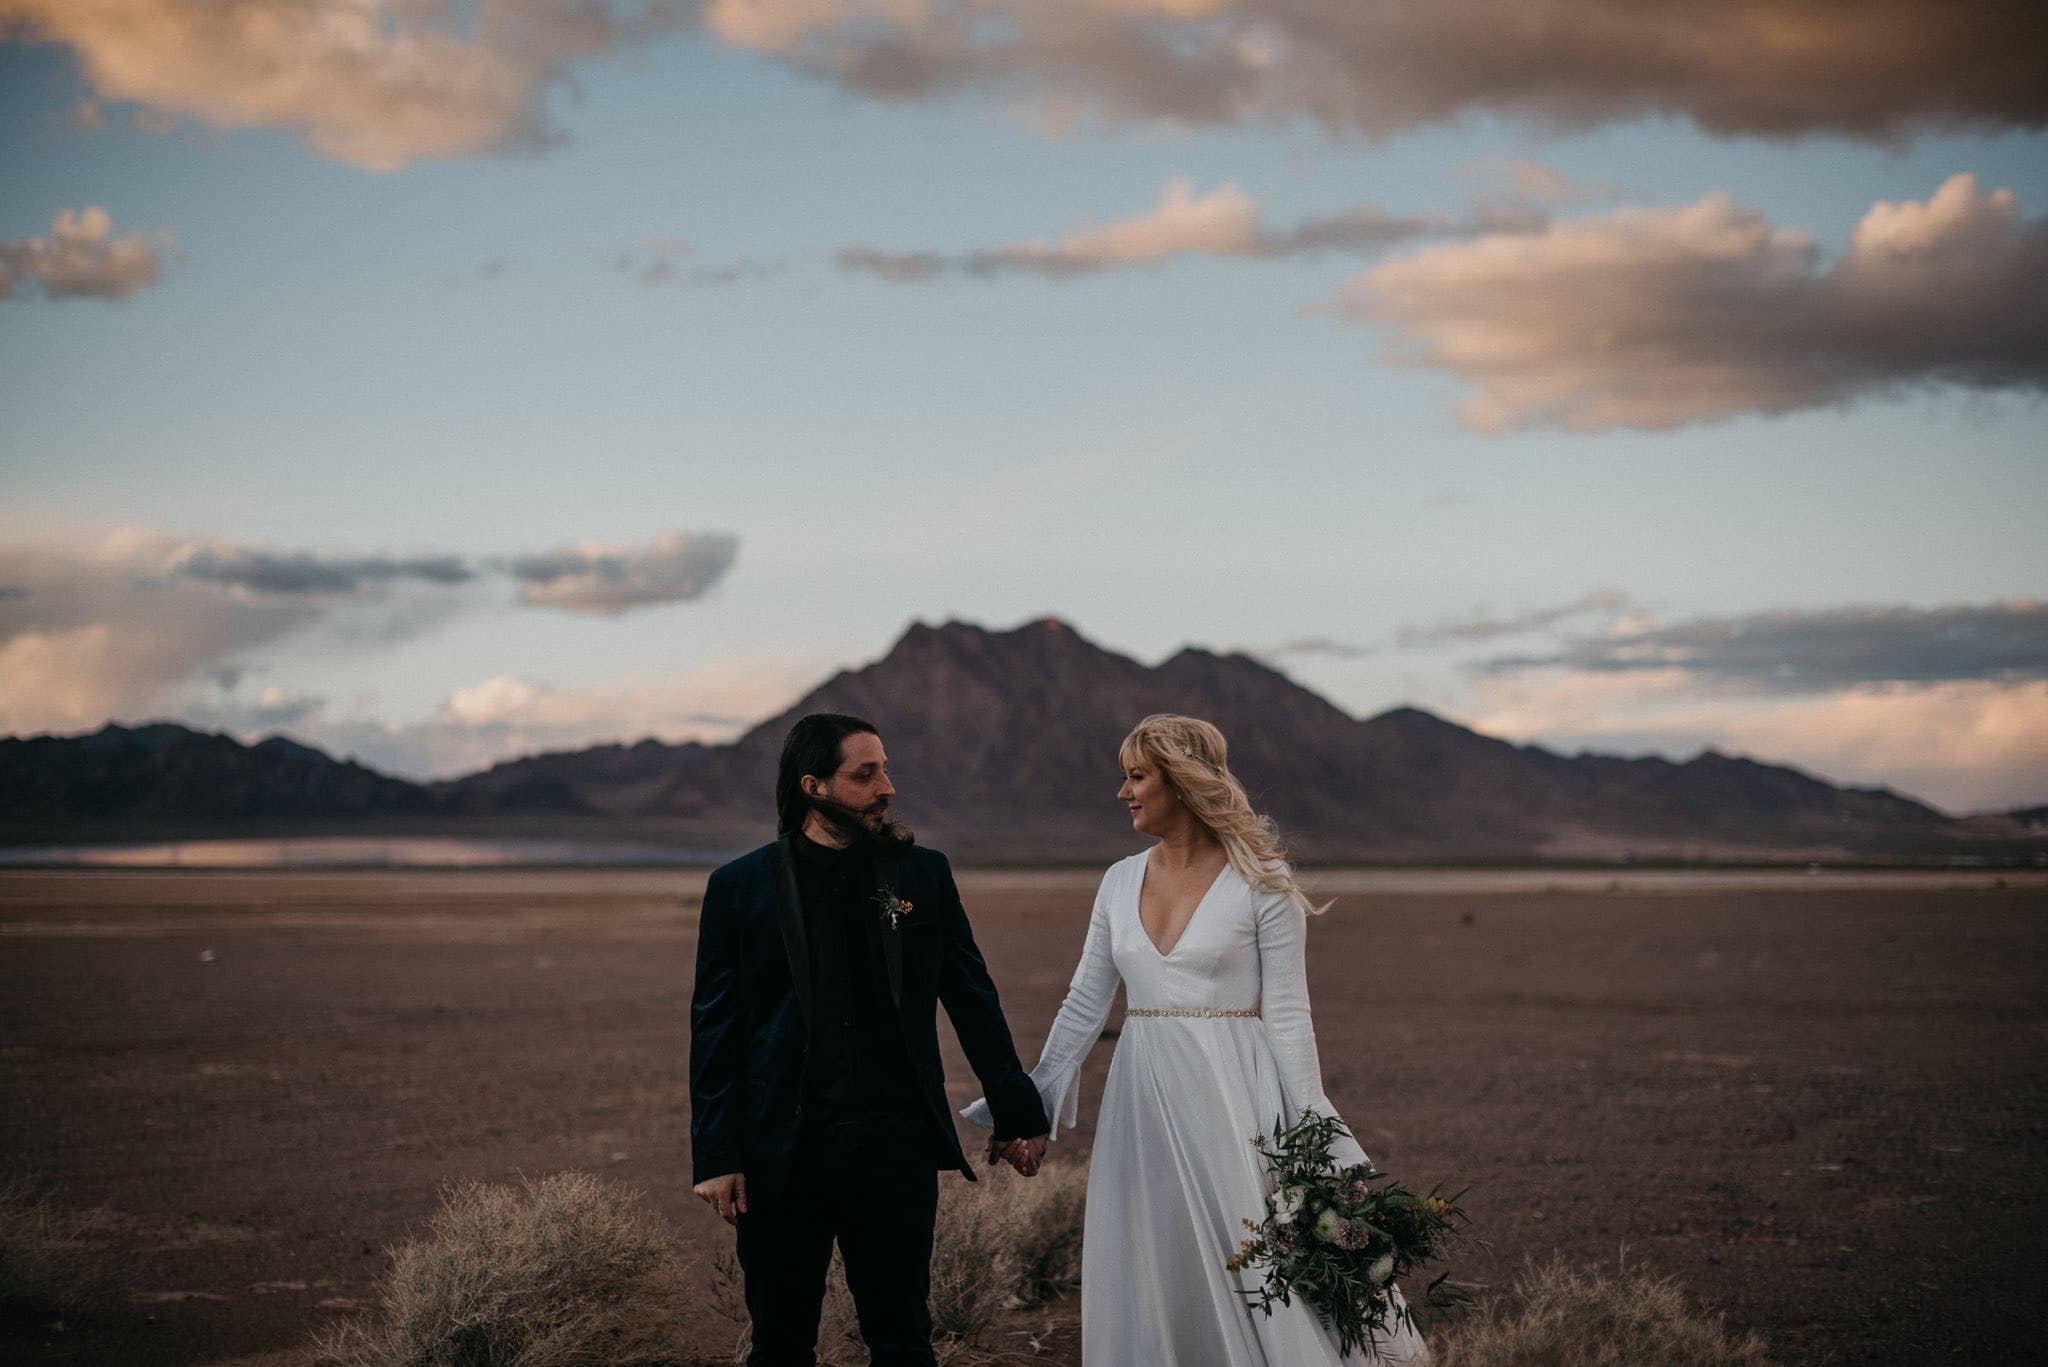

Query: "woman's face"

xmin=1117 ymin=757 xmax=1177 ymax=836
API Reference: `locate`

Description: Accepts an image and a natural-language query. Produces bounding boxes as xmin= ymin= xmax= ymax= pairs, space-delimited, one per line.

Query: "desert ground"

xmin=3 ymin=865 xmax=2044 ymax=1365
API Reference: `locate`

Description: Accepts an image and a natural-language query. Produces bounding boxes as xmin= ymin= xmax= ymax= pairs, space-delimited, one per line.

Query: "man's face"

xmin=805 ymin=730 xmax=896 ymax=829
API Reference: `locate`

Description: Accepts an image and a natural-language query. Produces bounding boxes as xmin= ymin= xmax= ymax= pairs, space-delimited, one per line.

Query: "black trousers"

xmin=736 ymin=1109 xmax=942 ymax=1367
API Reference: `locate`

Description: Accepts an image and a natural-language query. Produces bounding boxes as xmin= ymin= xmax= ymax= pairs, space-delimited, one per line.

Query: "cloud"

xmin=0 ymin=530 xmax=341 ymax=734
xmin=1457 ymin=596 xmax=2048 ymax=812
xmin=0 ymin=207 xmax=166 ymax=302
xmin=182 ymin=684 xmax=329 ymax=733
xmin=838 ymin=177 xmax=1512 ymax=282
xmin=168 ymin=545 xmax=476 ymax=595
xmin=1398 ymin=589 xmax=1635 ymax=649
xmin=688 ymin=256 xmax=786 ymax=285
xmin=1467 ymin=671 xmax=2048 ymax=815
xmin=292 ymin=659 xmax=809 ymax=778
xmin=0 ymin=525 xmax=740 ymax=736
xmin=0 ymin=0 xmax=683 ymax=172
xmin=506 ymin=530 xmax=740 ymax=615
xmin=1480 ymin=599 xmax=2048 ymax=691
xmin=614 ymin=236 xmax=692 ymax=286
xmin=612 ymin=237 xmax=785 ymax=287
xmin=696 ymin=0 xmax=2047 ymax=144
xmin=1257 ymin=635 xmax=1377 ymax=661
xmin=1330 ymin=174 xmax=2048 ymax=432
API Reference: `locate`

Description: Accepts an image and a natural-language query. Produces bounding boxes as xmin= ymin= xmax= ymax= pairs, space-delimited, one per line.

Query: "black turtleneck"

xmin=789 ymin=831 xmax=925 ymax=1125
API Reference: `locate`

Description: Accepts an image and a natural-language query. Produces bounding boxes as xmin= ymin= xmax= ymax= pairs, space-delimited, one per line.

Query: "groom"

xmin=690 ymin=712 xmax=1051 ymax=1366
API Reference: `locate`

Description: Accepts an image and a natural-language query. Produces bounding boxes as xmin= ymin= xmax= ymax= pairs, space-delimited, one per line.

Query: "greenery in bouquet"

xmin=1226 ymin=1110 xmax=1481 ymax=1358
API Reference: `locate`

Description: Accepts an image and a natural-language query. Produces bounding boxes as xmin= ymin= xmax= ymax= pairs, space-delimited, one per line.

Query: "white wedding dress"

xmin=965 ymin=851 xmax=1430 ymax=1365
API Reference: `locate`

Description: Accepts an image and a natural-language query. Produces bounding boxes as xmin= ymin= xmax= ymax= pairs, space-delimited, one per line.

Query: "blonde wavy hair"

xmin=1118 ymin=713 xmax=1327 ymax=917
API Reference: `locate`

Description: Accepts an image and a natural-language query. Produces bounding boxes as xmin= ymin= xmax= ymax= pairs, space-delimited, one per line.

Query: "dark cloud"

xmin=703 ymin=0 xmax=2048 ymax=144
xmin=1478 ymin=600 xmax=2048 ymax=691
xmin=507 ymin=530 xmax=740 ymax=615
xmin=170 ymin=546 xmax=476 ymax=594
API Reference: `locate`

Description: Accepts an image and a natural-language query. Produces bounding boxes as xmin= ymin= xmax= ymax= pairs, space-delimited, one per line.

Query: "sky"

xmin=2 ymin=1 xmax=2044 ymax=814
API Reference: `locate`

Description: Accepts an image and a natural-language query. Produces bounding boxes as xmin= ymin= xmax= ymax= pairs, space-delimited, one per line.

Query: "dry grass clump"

xmin=710 ymin=1160 xmax=1089 ymax=1364
xmin=0 ymin=1173 xmax=129 ymax=1314
xmin=310 ymin=1171 xmax=690 ymax=1367
xmin=1428 ymin=1254 xmax=1776 ymax=1367
xmin=994 ymin=1162 xmax=1086 ymax=1301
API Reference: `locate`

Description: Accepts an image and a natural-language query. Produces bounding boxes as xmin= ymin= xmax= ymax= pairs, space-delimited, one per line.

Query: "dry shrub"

xmin=310 ymin=1171 xmax=690 ymax=1367
xmin=0 ymin=1173 xmax=129 ymax=1314
xmin=994 ymin=1162 xmax=1086 ymax=1301
xmin=1428 ymin=1254 xmax=1776 ymax=1367
xmin=708 ymin=1159 xmax=1089 ymax=1364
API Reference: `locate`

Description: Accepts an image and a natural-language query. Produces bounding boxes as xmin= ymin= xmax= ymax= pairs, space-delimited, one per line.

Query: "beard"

xmin=807 ymin=793 xmax=915 ymax=851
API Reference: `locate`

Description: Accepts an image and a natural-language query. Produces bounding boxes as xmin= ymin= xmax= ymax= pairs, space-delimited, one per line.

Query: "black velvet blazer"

xmin=688 ymin=836 xmax=1049 ymax=1200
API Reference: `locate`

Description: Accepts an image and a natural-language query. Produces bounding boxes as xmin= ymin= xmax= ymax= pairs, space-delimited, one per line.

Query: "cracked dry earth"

xmin=2 ymin=867 xmax=2044 ymax=1365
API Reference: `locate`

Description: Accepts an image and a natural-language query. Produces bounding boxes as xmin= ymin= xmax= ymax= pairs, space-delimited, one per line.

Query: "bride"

xmin=964 ymin=713 xmax=1429 ymax=1365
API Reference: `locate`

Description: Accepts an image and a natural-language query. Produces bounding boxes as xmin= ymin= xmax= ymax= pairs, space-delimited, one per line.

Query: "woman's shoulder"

xmin=1097 ymin=849 xmax=1149 ymax=887
xmin=1233 ymin=860 xmax=1302 ymax=913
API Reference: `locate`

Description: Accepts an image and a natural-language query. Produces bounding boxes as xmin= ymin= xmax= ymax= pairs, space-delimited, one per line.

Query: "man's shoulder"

xmin=709 ymin=840 xmax=782 ymax=887
xmin=900 ymin=843 xmax=952 ymax=877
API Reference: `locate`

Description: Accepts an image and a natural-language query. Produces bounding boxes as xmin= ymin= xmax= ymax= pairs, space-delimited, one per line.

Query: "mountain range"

xmin=4 ymin=617 xmax=2042 ymax=864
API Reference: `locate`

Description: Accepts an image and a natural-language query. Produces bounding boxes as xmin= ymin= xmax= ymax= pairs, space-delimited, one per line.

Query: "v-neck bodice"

xmin=1135 ymin=852 xmax=1229 ymax=958
xmin=1111 ymin=852 xmax=1261 ymax=1012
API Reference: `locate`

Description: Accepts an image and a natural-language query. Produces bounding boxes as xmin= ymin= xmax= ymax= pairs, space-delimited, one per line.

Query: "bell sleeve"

xmin=961 ymin=866 xmax=1122 ymax=1141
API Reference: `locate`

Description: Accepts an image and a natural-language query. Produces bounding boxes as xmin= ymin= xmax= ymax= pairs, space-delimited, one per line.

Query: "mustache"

xmin=807 ymin=793 xmax=914 ymax=850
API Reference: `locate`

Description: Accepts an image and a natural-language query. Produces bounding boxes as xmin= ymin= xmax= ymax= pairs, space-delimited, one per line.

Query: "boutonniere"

xmin=874 ymin=888 xmax=914 ymax=930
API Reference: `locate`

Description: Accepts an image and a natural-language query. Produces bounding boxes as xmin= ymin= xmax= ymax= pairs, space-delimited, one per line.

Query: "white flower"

xmin=1313 ymin=1208 xmax=1342 ymax=1242
xmin=1271 ymin=1185 xmax=1307 ymax=1222
xmin=1369 ymin=1252 xmax=1397 ymax=1286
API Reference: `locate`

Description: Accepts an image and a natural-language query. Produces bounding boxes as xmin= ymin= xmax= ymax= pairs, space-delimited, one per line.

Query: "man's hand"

xmin=693 ymin=1172 xmax=747 ymax=1225
xmin=984 ymin=1134 xmax=1048 ymax=1177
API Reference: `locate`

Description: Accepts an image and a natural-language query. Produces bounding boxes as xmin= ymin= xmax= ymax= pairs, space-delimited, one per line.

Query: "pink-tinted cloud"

xmin=1333 ymin=174 xmax=2048 ymax=432
xmin=699 ymin=0 xmax=2047 ymax=143
xmin=289 ymin=659 xmax=811 ymax=778
xmin=1457 ymin=596 xmax=2048 ymax=812
xmin=838 ymin=176 xmax=1496 ymax=281
xmin=1468 ymin=672 xmax=2048 ymax=816
xmin=0 ymin=525 xmax=740 ymax=735
xmin=0 ymin=0 xmax=683 ymax=172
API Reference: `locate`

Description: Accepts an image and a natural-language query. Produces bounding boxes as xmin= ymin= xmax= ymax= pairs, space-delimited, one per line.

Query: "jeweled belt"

xmin=1126 ymin=1006 xmax=1259 ymax=1018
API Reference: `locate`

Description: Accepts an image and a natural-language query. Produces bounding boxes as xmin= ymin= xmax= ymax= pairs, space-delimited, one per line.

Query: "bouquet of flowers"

xmin=1226 ymin=1110 xmax=1479 ymax=1358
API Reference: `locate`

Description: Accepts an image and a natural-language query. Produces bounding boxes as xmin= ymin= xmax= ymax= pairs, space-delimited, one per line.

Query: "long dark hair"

xmin=774 ymin=713 xmax=912 ymax=848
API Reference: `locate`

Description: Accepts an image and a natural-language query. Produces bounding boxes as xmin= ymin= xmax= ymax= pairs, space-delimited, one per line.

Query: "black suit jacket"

xmin=689 ymin=836 xmax=1049 ymax=1201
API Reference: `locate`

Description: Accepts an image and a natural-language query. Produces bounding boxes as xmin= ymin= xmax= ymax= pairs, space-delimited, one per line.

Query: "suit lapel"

xmin=772 ymin=835 xmax=813 ymax=1028
xmin=874 ymin=845 xmax=905 ymax=1010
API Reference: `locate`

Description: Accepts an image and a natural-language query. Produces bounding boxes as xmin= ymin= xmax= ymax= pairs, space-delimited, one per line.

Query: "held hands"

xmin=984 ymin=1133 xmax=1048 ymax=1177
xmin=693 ymin=1172 xmax=747 ymax=1226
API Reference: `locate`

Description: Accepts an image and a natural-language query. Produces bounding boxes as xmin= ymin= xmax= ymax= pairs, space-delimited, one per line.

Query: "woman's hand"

xmin=985 ymin=1134 xmax=1048 ymax=1176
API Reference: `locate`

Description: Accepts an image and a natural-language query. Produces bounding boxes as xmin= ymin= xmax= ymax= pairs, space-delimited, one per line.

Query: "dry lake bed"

xmin=3 ymin=866 xmax=2044 ymax=1364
